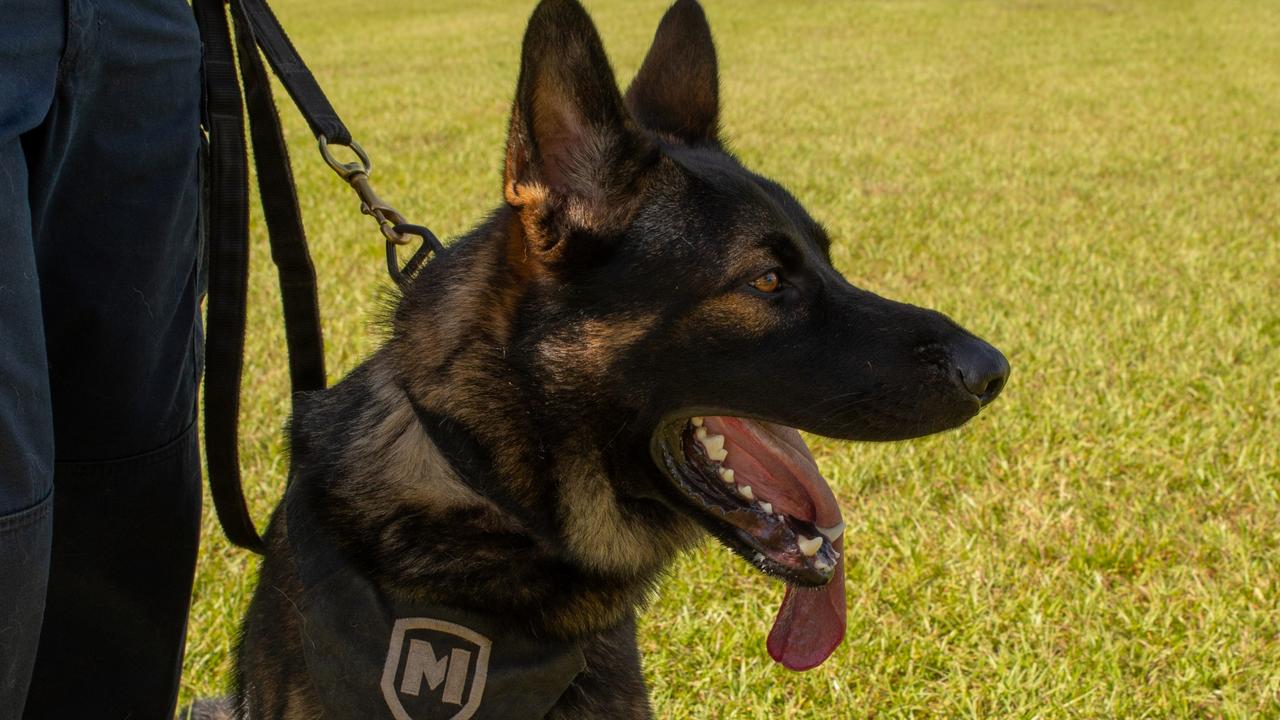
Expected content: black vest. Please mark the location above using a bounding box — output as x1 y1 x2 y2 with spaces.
285 485 585 720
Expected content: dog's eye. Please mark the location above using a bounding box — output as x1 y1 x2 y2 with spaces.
750 270 783 294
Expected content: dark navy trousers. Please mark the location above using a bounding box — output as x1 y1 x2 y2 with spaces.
0 0 204 717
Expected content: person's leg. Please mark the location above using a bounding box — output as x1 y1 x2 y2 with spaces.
0 2 63 716
20 0 205 716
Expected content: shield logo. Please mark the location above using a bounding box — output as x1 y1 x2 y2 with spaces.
381 617 492 720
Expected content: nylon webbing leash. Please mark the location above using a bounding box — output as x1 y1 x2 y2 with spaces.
194 0 438 552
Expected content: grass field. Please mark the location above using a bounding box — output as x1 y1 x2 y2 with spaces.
179 0 1280 716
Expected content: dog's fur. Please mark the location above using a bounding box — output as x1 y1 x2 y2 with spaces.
217 1 1008 718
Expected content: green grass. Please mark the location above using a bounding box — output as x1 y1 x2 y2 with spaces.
180 0 1280 716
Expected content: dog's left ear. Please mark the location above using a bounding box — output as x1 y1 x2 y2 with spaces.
624 0 720 144
504 0 656 267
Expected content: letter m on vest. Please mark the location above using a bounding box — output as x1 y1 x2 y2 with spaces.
382 618 492 720
402 640 471 704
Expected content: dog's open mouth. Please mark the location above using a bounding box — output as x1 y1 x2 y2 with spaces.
653 415 847 671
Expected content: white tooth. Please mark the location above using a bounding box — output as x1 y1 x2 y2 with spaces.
798 535 823 557
708 447 728 462
738 485 754 500
699 433 724 454
759 502 773 513
814 556 834 573
692 417 704 427
718 467 735 484
818 521 846 541
754 552 766 563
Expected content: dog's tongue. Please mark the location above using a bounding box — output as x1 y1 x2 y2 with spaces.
766 537 846 671
707 417 846 671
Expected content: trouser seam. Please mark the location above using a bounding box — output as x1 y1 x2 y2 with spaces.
54 417 198 476
0 487 54 533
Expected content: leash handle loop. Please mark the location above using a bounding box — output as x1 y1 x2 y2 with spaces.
198 0 449 553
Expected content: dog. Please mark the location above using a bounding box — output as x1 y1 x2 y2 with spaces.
210 1 1010 717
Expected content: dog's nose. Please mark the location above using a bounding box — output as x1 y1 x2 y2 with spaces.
952 336 1009 406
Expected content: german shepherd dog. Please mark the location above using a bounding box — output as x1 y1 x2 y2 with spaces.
218 0 1010 717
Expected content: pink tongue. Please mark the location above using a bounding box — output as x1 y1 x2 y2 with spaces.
704 417 846 671
767 537 846 671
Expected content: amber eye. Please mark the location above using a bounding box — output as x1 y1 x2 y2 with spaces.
750 270 782 293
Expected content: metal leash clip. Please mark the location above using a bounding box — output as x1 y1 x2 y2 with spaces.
318 135 410 246
387 223 444 288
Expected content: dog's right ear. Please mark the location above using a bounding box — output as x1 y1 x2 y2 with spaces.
504 0 655 268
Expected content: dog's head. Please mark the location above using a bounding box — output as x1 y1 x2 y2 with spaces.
403 0 1008 669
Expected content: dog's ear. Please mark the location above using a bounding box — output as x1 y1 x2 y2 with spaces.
504 0 655 266
624 0 720 145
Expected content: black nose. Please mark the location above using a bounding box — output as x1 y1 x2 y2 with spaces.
952 336 1009 406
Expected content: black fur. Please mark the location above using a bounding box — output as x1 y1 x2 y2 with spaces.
229 1 1008 717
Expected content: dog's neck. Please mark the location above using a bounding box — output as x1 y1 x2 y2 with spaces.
322 213 700 637
377 211 572 538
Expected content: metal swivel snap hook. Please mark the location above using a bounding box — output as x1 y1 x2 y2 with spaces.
318 135 410 245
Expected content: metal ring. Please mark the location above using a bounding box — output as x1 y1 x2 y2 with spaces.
392 223 445 254
390 223 444 285
317 135 372 180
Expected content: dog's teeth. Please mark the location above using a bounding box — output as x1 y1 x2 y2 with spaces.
691 417 704 427
708 447 728 462
797 535 823 557
754 552 766 563
814 556 834 573
818 521 846 541
758 501 772 513
699 433 724 454
738 485 754 500
695 427 708 441
718 467 735 484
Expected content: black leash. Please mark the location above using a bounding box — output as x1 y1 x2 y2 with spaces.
194 0 436 552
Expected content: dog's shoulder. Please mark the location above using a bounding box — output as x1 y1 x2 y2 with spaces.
287 361 374 463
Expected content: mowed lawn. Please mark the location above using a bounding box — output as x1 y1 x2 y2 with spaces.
180 0 1280 716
